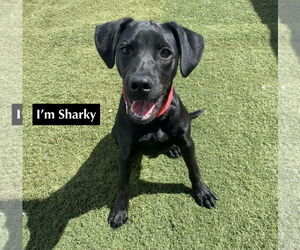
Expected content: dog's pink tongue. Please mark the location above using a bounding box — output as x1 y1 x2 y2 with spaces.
131 100 155 117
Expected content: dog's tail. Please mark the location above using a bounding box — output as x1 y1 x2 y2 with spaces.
189 108 205 120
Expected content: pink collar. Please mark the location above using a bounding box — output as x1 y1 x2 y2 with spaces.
122 86 174 118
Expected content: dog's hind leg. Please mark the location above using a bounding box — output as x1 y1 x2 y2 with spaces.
164 145 181 158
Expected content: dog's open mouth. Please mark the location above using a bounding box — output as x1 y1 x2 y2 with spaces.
130 99 157 120
128 97 162 121
123 87 173 123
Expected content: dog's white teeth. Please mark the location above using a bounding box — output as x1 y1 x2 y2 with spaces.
132 112 151 120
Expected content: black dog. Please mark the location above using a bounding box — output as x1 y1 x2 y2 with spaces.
95 18 217 228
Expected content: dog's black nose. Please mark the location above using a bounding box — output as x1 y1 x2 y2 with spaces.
129 76 152 93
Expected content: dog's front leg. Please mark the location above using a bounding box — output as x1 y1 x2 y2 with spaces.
108 147 132 228
179 135 217 209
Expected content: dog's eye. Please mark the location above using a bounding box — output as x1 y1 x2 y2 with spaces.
120 46 131 55
160 48 172 58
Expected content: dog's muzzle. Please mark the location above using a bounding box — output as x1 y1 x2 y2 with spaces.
122 86 174 120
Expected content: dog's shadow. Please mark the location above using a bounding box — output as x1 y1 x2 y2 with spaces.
23 133 191 250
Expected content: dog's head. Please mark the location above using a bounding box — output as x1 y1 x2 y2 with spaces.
95 18 204 124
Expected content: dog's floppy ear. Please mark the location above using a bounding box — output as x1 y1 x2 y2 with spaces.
95 17 133 68
164 22 204 77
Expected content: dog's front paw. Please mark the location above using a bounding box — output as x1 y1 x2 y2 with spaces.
193 185 218 209
108 209 128 229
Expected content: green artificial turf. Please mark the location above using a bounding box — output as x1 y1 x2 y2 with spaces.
23 0 278 249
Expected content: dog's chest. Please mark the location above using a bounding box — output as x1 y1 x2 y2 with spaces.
136 128 173 157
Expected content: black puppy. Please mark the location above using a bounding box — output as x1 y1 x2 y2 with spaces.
95 18 217 229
